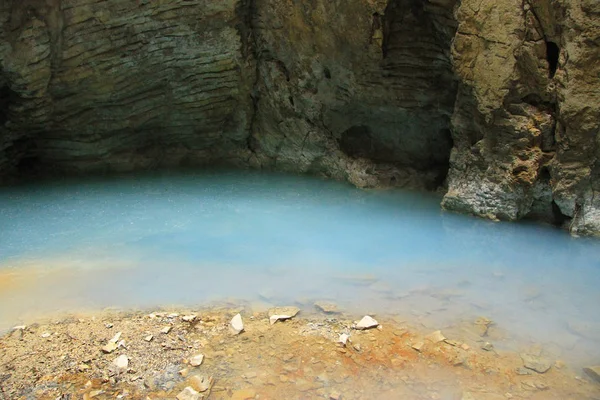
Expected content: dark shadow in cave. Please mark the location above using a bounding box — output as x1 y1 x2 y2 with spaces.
546 41 559 78
0 84 12 125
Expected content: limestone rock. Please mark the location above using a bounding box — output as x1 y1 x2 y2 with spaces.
521 353 552 373
425 330 446 343
101 332 122 353
188 375 212 392
354 316 378 330
176 387 203 400
268 307 300 325
230 314 244 335
189 354 204 367
112 355 128 372
182 315 197 322
161 326 172 334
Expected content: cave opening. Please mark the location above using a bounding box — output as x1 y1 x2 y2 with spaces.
545 41 559 78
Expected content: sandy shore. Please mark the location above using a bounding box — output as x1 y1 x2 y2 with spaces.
1 305 599 400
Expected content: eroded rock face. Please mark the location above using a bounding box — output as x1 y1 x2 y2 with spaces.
441 0 600 235
0 0 599 235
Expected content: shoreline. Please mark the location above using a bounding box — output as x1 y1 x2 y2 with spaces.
1 306 599 400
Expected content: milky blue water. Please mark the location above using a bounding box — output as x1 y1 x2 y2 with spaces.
1 170 599 366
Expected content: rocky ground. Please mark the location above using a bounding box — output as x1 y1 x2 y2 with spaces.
1 305 599 400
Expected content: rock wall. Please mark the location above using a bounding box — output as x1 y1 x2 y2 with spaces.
441 0 600 235
0 0 599 235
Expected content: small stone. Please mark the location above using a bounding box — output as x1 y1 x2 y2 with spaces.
144 335 153 342
425 330 446 343
78 363 91 371
230 313 244 334
189 375 212 392
412 341 424 352
189 354 204 367
102 342 118 354
353 343 361 352
176 386 202 400
314 301 339 314
231 388 256 400
330 391 342 400
41 332 51 338
583 366 600 383
168 313 179 318
161 326 172 334
521 353 552 373
268 307 300 324
113 355 128 372
105 323 113 328
182 314 197 322
338 333 350 346
516 367 532 375
461 343 470 351
481 342 494 351
444 339 461 347
179 368 189 377
88 390 103 398
355 316 378 330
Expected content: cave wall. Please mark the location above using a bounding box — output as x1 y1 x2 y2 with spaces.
0 0 599 235
441 0 600 235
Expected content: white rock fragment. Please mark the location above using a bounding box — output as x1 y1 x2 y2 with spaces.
189 354 204 367
168 313 179 318
176 386 202 400
144 335 153 342
425 330 446 343
355 316 378 330
268 307 300 325
314 301 339 314
230 313 244 334
338 333 350 346
182 314 197 322
412 341 424 352
41 332 51 338
113 355 129 372
189 375 213 392
102 332 123 353
161 326 172 334
12 325 26 331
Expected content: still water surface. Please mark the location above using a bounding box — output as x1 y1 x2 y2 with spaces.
1 170 599 366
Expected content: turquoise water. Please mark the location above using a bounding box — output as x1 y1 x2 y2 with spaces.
1 170 599 366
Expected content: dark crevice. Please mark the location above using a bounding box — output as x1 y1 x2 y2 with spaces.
551 200 569 226
323 67 331 80
545 41 559 78
0 84 12 126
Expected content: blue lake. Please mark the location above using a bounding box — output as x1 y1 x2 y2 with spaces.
1 170 599 367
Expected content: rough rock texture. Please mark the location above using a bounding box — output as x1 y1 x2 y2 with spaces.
441 0 600 235
0 0 599 234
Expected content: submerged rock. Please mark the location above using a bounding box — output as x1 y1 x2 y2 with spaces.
314 301 339 314
113 355 129 372
583 366 600 383
425 330 445 343
188 375 212 392
101 332 122 353
230 314 244 334
521 353 552 373
354 316 378 330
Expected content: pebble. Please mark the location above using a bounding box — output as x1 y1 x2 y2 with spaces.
102 332 123 353
144 335 153 342
583 366 600 383
425 330 446 343
230 313 244 334
412 341 424 352
41 332 51 338
329 391 342 400
161 326 172 334
189 354 204 367
516 367 532 375
481 342 494 351
168 313 179 318
521 353 552 373
189 375 212 392
338 333 350 346
355 316 378 330
113 355 129 372
182 314 197 322
176 386 202 400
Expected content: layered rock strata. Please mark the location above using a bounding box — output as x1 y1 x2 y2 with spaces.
0 0 599 234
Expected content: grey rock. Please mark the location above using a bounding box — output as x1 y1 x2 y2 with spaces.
583 366 600 384
521 353 552 373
